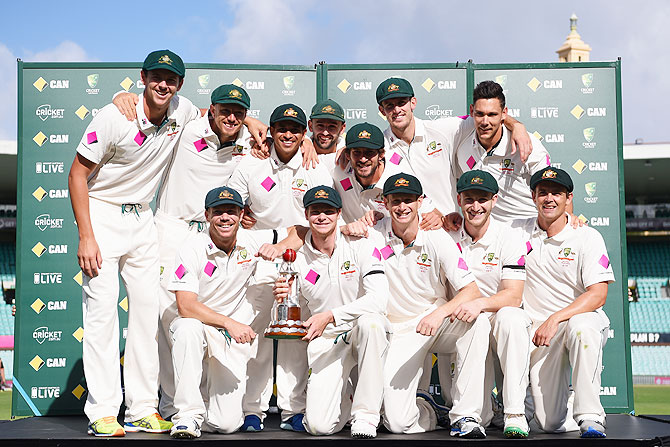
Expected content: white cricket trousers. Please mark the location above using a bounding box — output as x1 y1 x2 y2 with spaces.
383 312 490 433
529 311 609 432
154 209 204 418
82 198 160 423
170 318 251 432
303 314 392 435
243 260 309 421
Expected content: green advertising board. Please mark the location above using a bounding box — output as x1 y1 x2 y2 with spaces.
13 60 630 416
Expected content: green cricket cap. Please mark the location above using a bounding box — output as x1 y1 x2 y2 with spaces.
345 122 384 150
210 84 250 109
530 167 574 192
310 99 345 122
457 170 499 194
303 185 342 209
383 173 423 197
376 77 414 104
142 50 185 78
270 103 307 127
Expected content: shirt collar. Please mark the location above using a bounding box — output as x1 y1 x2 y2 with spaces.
136 93 178 131
204 233 223 256
475 127 508 157
270 143 302 170
532 213 572 242
304 227 341 258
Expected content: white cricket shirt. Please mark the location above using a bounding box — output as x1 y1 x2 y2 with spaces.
76 94 200 205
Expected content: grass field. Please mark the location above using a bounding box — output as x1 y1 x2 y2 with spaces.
0 386 669 421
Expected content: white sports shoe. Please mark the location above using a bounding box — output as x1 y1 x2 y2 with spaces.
170 418 201 439
450 416 486 438
350 420 377 438
503 413 529 438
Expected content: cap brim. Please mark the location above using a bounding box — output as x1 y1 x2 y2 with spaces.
143 63 184 77
271 116 306 127
206 199 244 209
309 113 345 122
347 141 384 150
377 91 413 104
212 98 250 109
304 199 341 209
383 188 422 197
530 178 573 192
457 185 498 194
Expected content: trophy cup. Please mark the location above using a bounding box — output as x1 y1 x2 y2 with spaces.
265 249 308 339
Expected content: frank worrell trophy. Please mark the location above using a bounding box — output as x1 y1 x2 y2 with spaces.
265 249 308 339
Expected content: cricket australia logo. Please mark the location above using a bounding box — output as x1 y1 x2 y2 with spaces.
557 247 575 266
340 260 356 279
427 140 442 156
416 253 432 272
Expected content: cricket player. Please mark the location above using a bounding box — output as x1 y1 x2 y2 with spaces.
440 170 532 438
451 80 551 222
333 122 433 224
227 104 333 431
68 50 199 436
154 84 256 418
376 77 533 228
273 186 391 438
512 167 614 438
352 173 490 438
167 186 296 438
308 99 347 175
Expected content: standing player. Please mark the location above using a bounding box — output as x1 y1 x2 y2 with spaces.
68 50 199 436
227 104 333 431
167 186 297 438
442 170 532 438
273 186 391 438
451 81 551 222
333 122 434 224
513 167 614 438
154 84 256 418
353 173 490 438
376 77 532 225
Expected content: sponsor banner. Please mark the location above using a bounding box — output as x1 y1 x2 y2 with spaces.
630 333 670 344
626 218 670 231
654 377 670 385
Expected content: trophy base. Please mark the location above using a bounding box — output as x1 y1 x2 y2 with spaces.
264 320 308 340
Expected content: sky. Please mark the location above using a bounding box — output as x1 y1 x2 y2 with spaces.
1 0 668 144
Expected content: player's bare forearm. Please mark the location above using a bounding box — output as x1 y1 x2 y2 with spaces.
69 154 102 276
546 282 608 326
443 281 482 320
480 279 524 312
244 116 269 148
176 291 255 343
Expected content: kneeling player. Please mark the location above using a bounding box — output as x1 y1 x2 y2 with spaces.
513 167 614 438
167 187 293 438
354 173 490 438
273 186 391 438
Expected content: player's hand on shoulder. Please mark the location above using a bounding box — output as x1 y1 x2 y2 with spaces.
78 236 103 278
250 140 271 160
226 320 256 344
420 208 444 231
510 122 532 162
341 220 369 238
336 145 348 170
569 213 588 229
300 138 319 169
241 206 257 229
245 116 270 150
532 316 559 347
416 308 446 336
442 212 463 231
273 276 291 302
360 210 383 227
112 92 139 121
302 311 334 341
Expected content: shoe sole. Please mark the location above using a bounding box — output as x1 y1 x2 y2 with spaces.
242 426 264 432
124 426 171 433
504 427 529 438
279 423 305 432
87 429 125 437
450 427 486 439
581 429 606 438
171 430 200 439
352 432 376 439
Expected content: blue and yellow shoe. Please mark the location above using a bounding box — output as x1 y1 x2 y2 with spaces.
87 416 125 437
124 412 173 433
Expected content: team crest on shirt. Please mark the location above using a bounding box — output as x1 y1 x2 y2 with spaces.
416 253 432 272
482 252 499 272
237 247 252 266
501 158 515 173
232 144 245 156
292 178 308 197
557 247 575 266
340 260 357 280
167 122 181 140
373 192 385 210
426 140 442 156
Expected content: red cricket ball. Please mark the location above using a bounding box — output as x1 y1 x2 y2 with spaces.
283 249 297 262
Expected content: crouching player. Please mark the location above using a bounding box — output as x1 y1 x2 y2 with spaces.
273 186 391 438
513 167 614 438
166 187 296 438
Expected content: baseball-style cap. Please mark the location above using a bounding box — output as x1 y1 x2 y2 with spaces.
383 173 423 197
310 99 345 122
376 77 414 104
345 122 384 150
270 103 307 127
457 170 499 194
530 167 574 192
205 186 244 209
303 185 342 209
211 84 250 109
142 50 185 78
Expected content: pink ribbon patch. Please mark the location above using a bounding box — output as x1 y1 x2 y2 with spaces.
305 269 320 285
372 248 381 260
134 131 147 146
175 264 186 279
598 255 610 269
86 131 98 144
261 176 276 192
340 178 353 191
458 115 468 120
526 241 533 254
389 152 402 165
466 156 476 169
204 261 216 277
194 138 207 152
380 245 394 260
517 256 526 266
456 242 462 253
457 257 469 270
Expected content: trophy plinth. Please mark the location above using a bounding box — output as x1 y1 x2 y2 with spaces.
265 249 308 340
